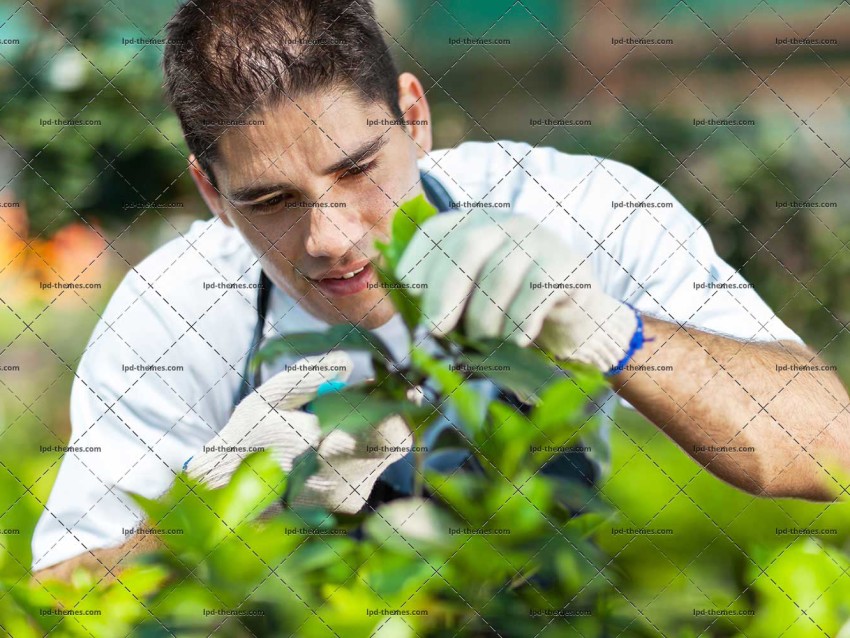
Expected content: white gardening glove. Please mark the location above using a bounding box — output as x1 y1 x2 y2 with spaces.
185 351 412 514
296 408 413 513
396 209 639 372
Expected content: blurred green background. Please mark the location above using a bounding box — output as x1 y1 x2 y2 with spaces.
1 0 849 635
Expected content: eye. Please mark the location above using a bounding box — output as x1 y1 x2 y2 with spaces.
342 159 378 179
252 193 290 211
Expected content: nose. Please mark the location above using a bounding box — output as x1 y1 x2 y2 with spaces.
303 207 358 260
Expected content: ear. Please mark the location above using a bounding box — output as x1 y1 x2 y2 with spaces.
189 154 232 226
397 72 432 158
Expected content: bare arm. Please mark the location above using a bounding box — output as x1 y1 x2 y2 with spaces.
31 503 286 583
610 315 850 500
31 533 161 584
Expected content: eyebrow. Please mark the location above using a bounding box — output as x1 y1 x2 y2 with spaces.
228 134 388 204
322 134 388 175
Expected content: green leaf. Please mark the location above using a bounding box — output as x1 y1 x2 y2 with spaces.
310 386 429 437
284 448 320 506
459 339 568 402
375 194 439 271
129 476 216 556
548 476 608 517
410 347 485 432
216 450 287 527
563 512 613 539
531 377 600 432
375 266 421 332
526 375 605 466
363 554 435 600
374 195 437 332
288 538 358 575
481 401 534 478
746 539 850 637
393 195 438 253
366 497 455 550
252 324 392 371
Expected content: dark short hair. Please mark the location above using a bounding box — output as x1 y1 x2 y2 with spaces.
163 0 402 183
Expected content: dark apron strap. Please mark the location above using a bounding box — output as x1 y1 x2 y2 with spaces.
233 270 273 405
420 171 454 213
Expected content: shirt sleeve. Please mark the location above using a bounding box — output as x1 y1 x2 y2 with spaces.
31 270 229 571
592 158 803 346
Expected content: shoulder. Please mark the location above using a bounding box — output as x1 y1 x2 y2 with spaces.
422 143 800 343
422 141 698 253
422 140 683 218
122 218 257 308
424 139 639 182
98 218 261 340
83 217 261 393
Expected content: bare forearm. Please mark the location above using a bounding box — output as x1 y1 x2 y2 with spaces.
610 316 850 499
32 533 161 583
31 504 284 583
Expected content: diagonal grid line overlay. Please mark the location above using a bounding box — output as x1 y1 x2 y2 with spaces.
3 27 820 638
154 7 724 632
380 0 848 588
11 0 604 596
3 0 460 632
8 0 568 636
1 0 840 636
260 2 848 636
0 5 528 638
495 1 850 633
13 23 832 638
209 5 848 636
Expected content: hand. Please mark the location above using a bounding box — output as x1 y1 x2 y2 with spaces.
185 351 412 513
397 210 638 371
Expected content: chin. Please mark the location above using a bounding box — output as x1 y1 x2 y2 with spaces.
355 302 396 329
344 295 397 329
310 292 397 330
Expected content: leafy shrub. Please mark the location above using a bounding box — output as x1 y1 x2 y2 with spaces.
10 197 849 638
6 197 655 638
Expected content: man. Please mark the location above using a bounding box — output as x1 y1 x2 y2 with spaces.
32 0 850 581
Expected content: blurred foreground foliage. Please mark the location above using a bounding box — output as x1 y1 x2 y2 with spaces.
2 199 849 638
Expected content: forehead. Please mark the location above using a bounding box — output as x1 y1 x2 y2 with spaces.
215 87 386 189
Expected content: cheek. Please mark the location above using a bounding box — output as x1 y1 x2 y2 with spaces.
364 206 391 238
234 216 302 269
360 188 397 237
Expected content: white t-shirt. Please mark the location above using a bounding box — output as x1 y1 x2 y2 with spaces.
31 140 803 570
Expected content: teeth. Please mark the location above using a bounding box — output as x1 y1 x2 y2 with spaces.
340 266 365 280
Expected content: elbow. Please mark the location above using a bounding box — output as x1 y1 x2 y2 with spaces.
31 558 81 584
746 449 845 501
746 476 834 501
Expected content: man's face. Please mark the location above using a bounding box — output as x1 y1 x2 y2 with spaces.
208 82 428 329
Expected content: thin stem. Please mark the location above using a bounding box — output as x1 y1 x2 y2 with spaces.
413 442 425 499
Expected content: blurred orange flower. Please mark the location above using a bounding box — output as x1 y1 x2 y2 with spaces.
0 197 110 304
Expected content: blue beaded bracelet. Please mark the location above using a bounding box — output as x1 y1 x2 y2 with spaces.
605 304 650 377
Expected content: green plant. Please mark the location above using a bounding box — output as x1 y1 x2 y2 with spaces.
5 198 653 637
9 196 850 637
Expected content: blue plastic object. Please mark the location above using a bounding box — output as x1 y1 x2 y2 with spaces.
316 380 347 396
304 379 347 413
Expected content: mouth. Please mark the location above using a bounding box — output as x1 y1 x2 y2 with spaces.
311 262 374 297
336 265 367 280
